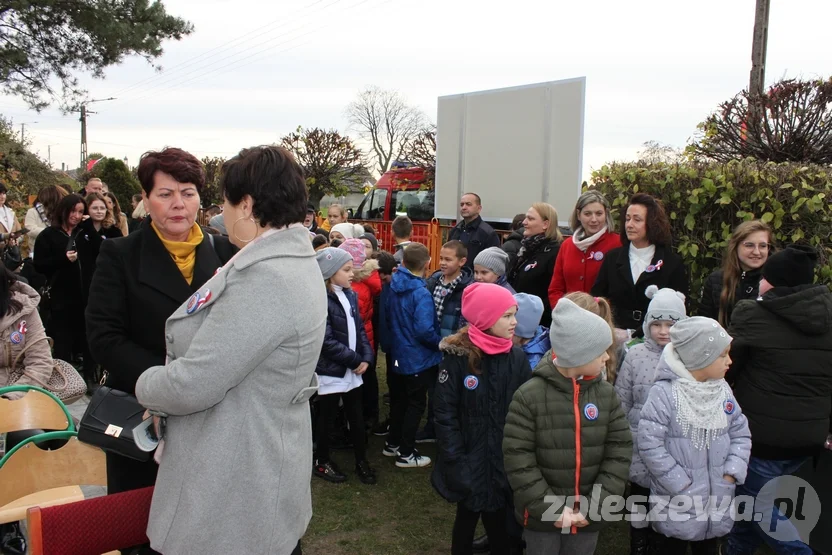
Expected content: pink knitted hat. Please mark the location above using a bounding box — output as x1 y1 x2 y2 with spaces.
339 238 366 268
461 282 517 331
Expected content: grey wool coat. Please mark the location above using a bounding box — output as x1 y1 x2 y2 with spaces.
638 345 752 541
614 338 663 489
136 226 327 555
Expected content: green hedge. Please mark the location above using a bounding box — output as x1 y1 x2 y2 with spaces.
589 159 832 313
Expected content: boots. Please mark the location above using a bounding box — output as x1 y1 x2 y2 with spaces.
630 524 651 555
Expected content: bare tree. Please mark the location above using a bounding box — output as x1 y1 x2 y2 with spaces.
281 126 365 209
345 87 426 175
638 140 683 164
402 125 437 185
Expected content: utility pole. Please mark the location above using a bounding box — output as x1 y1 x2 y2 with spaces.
75 97 116 169
748 0 771 123
20 121 37 144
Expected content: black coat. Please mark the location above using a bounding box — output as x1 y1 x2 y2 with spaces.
448 216 501 269
698 267 762 325
507 237 561 328
728 284 832 461
432 340 531 512
591 244 689 334
33 225 83 311
316 288 373 379
84 219 236 495
75 219 123 300
501 230 524 269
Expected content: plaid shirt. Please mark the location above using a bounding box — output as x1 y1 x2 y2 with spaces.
432 273 464 322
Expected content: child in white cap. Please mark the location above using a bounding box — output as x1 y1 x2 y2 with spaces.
638 317 751 554
503 298 632 555
614 285 687 553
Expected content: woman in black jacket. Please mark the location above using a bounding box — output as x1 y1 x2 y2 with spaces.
77 193 123 297
85 148 236 522
591 193 688 336
33 194 87 369
507 202 562 328
501 213 525 268
698 220 773 326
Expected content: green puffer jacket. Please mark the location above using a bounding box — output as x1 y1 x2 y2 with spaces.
502 350 632 533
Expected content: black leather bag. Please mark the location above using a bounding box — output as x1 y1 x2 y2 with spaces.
77 385 151 462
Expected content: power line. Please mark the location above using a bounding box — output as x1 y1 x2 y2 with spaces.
121 0 387 106
108 0 345 104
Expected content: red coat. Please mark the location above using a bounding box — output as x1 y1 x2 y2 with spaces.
548 231 621 308
351 259 382 350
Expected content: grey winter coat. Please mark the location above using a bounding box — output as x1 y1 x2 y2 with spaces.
135 227 327 555
638 345 751 541
614 338 663 489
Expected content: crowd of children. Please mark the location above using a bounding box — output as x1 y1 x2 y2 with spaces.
305 220 790 555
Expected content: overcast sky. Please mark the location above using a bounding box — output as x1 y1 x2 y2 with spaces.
2 0 830 183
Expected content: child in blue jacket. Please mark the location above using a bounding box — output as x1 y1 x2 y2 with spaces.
383 243 441 469
512 293 550 370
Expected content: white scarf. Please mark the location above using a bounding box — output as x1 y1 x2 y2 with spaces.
629 243 655 283
0 206 14 233
572 226 607 252
663 344 732 450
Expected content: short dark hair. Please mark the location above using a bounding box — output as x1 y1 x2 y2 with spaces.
462 192 482 205
0 183 7 195
375 251 396 275
403 243 430 273
36 185 66 216
52 194 86 228
312 234 328 250
137 147 205 195
392 215 413 239
221 145 307 229
510 213 525 231
620 193 673 247
362 224 376 235
441 240 467 260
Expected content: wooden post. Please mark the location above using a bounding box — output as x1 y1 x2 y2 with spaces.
748 0 771 126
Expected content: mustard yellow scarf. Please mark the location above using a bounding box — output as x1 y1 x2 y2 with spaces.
151 221 203 285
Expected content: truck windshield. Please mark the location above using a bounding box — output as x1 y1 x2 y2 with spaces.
393 189 434 222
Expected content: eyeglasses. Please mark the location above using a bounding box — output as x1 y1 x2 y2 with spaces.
741 242 770 251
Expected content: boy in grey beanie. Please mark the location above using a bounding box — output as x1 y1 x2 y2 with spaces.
316 247 353 280
549 297 613 371
473 247 516 293
637 316 749 550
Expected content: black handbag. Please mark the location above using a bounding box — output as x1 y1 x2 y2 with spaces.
77 385 152 462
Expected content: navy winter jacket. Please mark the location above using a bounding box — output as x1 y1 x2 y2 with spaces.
425 267 474 338
316 288 373 378
384 267 442 375
432 338 532 511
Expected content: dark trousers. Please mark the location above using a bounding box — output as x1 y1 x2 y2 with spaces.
420 365 439 435
362 350 379 424
649 534 719 555
315 387 366 465
387 367 432 458
49 306 94 381
451 504 509 555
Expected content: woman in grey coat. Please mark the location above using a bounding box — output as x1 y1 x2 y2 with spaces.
136 146 327 555
638 317 751 555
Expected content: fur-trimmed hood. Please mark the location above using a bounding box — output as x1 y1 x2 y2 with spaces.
439 335 472 356
353 258 379 282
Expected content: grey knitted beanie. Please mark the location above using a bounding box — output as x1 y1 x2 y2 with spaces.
670 316 732 371
474 247 510 277
316 247 353 280
549 298 613 369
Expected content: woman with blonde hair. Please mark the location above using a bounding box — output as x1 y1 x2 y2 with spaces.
549 191 621 308
699 220 774 327
104 192 130 237
564 291 619 382
507 202 562 327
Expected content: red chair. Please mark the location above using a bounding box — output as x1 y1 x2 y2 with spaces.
27 487 154 555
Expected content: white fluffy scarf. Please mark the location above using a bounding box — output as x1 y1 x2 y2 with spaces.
572 226 607 252
662 344 732 450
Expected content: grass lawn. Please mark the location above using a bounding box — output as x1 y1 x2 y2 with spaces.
303 357 772 555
